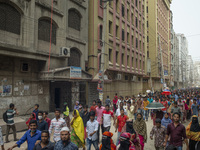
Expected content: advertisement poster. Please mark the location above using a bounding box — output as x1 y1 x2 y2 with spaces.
0 85 12 96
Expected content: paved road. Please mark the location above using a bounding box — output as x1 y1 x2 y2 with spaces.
2 118 189 150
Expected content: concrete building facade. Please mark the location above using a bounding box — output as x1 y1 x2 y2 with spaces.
147 0 172 91
0 0 91 117
177 34 188 88
88 0 147 101
187 55 194 87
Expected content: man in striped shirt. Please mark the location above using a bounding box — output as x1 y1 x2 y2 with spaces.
5 103 19 143
49 108 67 142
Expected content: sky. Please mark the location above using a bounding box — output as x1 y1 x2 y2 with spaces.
171 0 200 61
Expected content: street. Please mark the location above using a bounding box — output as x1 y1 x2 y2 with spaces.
2 118 188 150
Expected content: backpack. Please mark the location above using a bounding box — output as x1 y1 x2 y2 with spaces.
3 110 8 123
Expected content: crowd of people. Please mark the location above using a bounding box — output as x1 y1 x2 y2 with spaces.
0 88 200 150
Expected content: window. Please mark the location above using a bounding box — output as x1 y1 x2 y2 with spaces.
68 48 81 67
98 54 101 70
122 4 125 17
146 6 148 13
147 21 149 28
116 25 119 37
68 9 81 31
147 36 149 43
127 55 129 66
132 35 134 45
38 19 57 44
0 3 21 34
136 58 138 68
127 9 129 21
122 53 124 65
127 32 129 43
109 49 112 62
116 51 119 63
100 0 103 7
125 75 129 80
136 38 138 48
109 21 112 34
21 63 29 72
147 51 149 58
122 29 125 41
100 25 103 40
116 0 119 13
135 0 138 7
132 57 134 67
135 17 138 28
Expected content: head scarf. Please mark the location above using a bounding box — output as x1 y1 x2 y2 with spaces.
100 132 116 150
133 113 147 142
190 115 200 132
186 115 200 141
71 110 85 143
126 120 136 134
119 133 131 150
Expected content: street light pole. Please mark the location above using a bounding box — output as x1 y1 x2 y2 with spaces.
99 0 112 102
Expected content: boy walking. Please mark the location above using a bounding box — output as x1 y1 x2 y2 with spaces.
86 111 99 150
5 103 19 143
150 119 167 150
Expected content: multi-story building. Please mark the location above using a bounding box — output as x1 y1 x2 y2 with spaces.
194 61 200 87
187 55 194 87
88 0 147 102
147 0 172 90
177 34 188 88
0 0 90 117
173 33 179 88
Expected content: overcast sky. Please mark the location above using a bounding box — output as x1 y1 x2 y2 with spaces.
171 0 200 61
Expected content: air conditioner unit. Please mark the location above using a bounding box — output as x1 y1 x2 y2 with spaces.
60 47 70 57
131 76 137 82
115 74 122 80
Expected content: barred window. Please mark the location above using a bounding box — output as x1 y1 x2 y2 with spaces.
68 9 81 31
38 19 57 44
68 48 81 67
0 3 21 34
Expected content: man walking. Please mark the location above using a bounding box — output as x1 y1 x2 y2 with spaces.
37 111 48 131
143 97 149 121
54 127 78 150
0 126 4 150
86 111 99 150
150 118 167 150
96 100 105 142
49 108 67 142
102 105 114 132
191 99 199 116
164 113 189 150
5 103 19 143
8 120 41 150
33 130 54 150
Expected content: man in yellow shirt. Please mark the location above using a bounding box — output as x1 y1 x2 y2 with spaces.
143 97 149 121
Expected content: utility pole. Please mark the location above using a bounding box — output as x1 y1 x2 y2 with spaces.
158 36 165 89
99 0 112 102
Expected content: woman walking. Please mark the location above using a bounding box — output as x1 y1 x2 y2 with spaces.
71 109 85 149
186 115 200 150
133 113 147 150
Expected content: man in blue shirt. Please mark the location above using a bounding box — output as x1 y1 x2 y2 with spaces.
191 99 199 116
8 120 41 150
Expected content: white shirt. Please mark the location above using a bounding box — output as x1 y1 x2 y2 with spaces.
102 110 114 127
86 120 99 141
117 99 122 107
115 108 127 117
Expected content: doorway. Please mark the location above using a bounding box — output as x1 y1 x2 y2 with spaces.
55 88 60 108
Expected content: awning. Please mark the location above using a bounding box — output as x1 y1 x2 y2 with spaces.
39 67 92 81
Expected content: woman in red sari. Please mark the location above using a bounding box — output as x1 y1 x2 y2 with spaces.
26 113 36 128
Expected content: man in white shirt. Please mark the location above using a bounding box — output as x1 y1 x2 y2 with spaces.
117 96 123 108
86 111 99 150
102 105 114 132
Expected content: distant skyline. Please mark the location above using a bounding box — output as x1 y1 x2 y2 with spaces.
171 0 200 61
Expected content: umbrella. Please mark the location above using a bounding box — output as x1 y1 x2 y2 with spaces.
145 102 165 109
161 91 171 95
